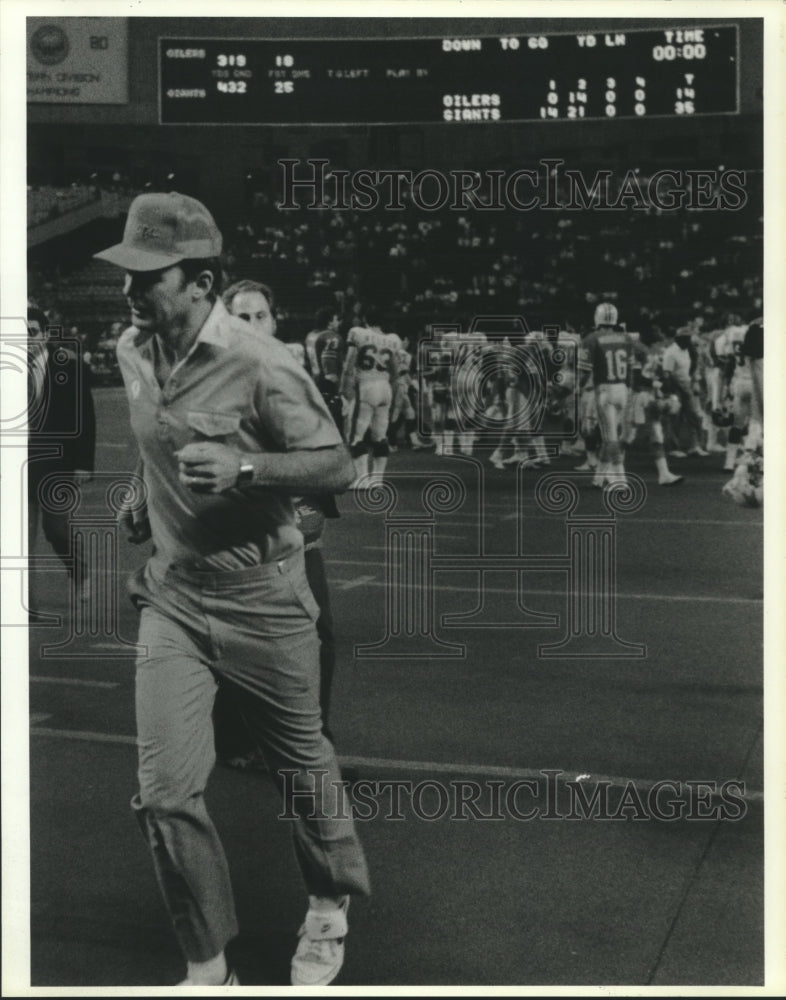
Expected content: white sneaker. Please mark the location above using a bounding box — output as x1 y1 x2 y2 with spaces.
688 447 710 457
668 450 687 458
291 897 349 986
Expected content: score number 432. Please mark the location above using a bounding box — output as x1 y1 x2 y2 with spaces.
216 53 249 94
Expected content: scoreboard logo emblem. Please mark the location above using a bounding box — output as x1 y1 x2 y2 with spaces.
30 24 70 66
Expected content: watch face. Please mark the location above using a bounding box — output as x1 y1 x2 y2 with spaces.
237 463 254 485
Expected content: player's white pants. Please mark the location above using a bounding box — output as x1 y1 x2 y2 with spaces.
731 377 752 429
579 387 598 435
706 366 724 412
390 377 415 423
749 359 763 424
350 378 393 443
595 383 628 465
595 384 628 442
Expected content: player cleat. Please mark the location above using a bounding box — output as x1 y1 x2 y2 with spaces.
658 473 684 486
688 446 710 457
668 450 687 458
291 897 349 986
574 460 596 471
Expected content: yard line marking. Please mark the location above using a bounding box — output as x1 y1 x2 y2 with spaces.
327 570 762 605
28 728 763 804
32 727 134 746
89 641 139 650
497 513 761 527
334 574 377 591
30 676 118 689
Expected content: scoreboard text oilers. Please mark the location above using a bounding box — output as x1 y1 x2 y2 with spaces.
159 25 738 125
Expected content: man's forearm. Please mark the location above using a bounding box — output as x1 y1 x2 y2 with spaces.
245 445 354 494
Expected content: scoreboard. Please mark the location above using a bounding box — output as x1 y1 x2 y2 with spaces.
159 25 739 125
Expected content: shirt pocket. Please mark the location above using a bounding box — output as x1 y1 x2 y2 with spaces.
186 410 241 442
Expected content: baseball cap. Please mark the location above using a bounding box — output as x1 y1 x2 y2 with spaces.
94 191 222 271
594 302 619 327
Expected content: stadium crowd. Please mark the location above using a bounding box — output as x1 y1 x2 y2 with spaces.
27 165 763 504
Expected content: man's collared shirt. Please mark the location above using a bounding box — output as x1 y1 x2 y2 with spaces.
117 298 342 571
661 342 692 386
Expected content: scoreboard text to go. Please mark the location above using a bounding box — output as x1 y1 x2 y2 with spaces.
159 25 738 125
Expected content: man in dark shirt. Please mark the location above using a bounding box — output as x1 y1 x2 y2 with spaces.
27 307 96 604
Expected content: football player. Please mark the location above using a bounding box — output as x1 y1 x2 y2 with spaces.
305 307 345 432
388 333 431 450
499 330 551 468
660 325 710 458
626 340 684 486
340 308 400 486
580 302 634 486
575 329 600 472
712 315 754 471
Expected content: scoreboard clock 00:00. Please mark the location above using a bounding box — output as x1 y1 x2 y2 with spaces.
159 25 738 125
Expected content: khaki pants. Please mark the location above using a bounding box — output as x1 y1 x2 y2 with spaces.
128 551 369 961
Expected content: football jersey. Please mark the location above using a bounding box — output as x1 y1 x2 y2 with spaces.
305 328 344 385
450 331 488 403
396 345 413 380
384 332 403 376
629 340 650 391
582 329 634 386
725 324 753 383
553 330 581 393
347 325 397 382
660 341 692 385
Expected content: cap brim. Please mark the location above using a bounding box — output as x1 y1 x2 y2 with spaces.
93 243 185 272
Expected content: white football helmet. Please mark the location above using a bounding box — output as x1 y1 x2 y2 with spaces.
594 302 619 327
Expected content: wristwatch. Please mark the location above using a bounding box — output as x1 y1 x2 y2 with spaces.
236 460 255 487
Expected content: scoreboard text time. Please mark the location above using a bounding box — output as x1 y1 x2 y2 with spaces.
159 26 738 125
